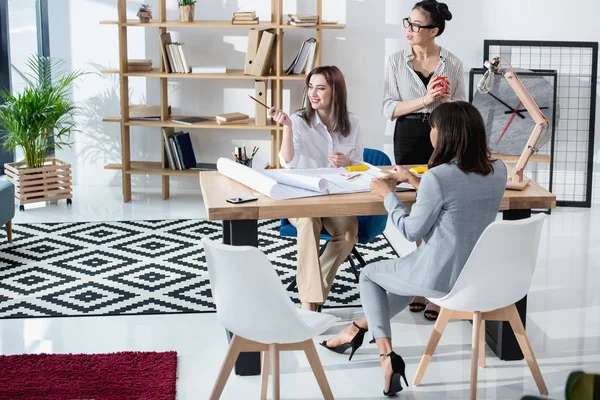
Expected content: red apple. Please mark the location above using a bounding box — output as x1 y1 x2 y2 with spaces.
433 76 450 98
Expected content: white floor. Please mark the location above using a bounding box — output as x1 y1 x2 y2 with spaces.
1 185 600 400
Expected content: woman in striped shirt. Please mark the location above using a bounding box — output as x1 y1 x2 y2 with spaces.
382 0 465 321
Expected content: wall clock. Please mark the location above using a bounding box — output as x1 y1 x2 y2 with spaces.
472 69 559 155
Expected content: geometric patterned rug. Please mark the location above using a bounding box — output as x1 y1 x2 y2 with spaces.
0 219 398 319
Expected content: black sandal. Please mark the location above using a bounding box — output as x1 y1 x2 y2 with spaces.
424 309 439 321
409 299 427 313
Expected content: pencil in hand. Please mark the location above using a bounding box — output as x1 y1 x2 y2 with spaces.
248 95 269 109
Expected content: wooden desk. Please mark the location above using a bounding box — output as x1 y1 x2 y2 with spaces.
200 171 556 376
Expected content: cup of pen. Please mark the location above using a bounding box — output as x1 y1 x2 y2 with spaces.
233 145 259 168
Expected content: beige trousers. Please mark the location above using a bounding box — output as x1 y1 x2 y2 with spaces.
289 216 358 304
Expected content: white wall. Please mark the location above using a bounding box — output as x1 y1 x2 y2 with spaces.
47 0 600 195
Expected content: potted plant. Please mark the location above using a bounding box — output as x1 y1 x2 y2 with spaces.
137 4 153 23
178 0 196 22
0 56 86 210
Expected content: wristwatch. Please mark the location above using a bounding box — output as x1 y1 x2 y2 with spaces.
472 70 558 155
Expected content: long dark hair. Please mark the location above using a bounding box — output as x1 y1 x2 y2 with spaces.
300 66 351 137
413 0 452 36
428 101 494 175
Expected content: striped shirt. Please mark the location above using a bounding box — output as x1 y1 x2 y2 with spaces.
382 47 466 120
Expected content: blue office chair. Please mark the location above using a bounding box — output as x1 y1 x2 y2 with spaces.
280 148 392 291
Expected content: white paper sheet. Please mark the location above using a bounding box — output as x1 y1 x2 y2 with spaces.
216 158 415 200
216 158 324 200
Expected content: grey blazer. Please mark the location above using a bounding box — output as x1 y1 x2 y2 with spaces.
383 160 507 294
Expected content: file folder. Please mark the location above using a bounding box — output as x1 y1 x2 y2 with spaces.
244 29 262 75
254 80 267 126
250 29 276 77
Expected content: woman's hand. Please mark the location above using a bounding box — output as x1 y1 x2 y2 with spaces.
390 165 415 183
328 152 350 168
423 76 445 106
370 178 395 198
438 87 453 103
269 107 292 127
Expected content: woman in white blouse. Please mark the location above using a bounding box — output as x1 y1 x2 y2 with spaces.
269 65 363 312
382 0 465 321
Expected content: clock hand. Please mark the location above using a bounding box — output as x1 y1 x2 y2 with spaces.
503 106 549 115
488 92 526 119
496 101 522 145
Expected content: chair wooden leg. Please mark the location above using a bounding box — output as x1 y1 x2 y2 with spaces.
412 307 451 386
470 312 482 400
269 344 280 400
479 319 486 368
6 219 12 243
302 340 334 400
506 305 549 395
260 350 270 400
208 334 244 400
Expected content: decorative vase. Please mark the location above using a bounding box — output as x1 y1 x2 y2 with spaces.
137 11 152 23
179 5 195 22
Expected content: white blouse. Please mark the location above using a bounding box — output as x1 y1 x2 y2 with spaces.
279 112 364 169
382 46 466 120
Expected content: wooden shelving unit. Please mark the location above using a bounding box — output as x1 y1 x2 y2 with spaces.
103 0 343 202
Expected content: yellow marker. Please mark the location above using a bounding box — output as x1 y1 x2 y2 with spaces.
346 164 369 172
409 166 428 174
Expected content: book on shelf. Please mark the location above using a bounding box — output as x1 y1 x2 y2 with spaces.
189 162 216 171
162 127 178 170
234 11 256 19
232 10 258 24
162 128 197 170
190 66 227 74
128 59 152 66
173 132 197 170
285 38 317 75
159 32 173 73
216 112 249 122
130 104 171 120
216 119 249 125
287 14 319 26
232 17 259 25
172 116 211 125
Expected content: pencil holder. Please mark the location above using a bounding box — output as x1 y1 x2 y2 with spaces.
235 158 252 168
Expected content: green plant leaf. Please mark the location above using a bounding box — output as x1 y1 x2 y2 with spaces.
0 55 87 168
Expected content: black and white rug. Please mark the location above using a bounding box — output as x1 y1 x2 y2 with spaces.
0 219 397 319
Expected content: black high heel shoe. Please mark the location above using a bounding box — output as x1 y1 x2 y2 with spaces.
319 322 367 361
381 351 409 397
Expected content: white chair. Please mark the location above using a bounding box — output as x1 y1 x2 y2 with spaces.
412 214 549 400
202 238 338 400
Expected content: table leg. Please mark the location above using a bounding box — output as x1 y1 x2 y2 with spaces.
484 209 531 361
222 220 261 376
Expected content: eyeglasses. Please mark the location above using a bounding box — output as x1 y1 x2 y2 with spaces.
403 18 436 33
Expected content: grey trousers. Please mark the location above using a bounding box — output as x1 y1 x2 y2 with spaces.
359 258 447 339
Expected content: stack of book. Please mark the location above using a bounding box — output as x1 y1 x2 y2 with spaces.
159 32 191 73
285 38 317 75
162 127 197 170
127 59 152 71
216 112 249 125
232 11 258 25
287 14 319 26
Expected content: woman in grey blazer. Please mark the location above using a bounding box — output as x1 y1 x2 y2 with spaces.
321 101 507 396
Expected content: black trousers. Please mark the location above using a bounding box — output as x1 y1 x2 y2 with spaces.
393 117 434 165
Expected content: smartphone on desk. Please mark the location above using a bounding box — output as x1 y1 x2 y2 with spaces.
226 196 258 204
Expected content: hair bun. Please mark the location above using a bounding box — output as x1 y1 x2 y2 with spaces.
436 2 452 21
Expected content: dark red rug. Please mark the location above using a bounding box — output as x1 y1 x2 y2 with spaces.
0 351 177 400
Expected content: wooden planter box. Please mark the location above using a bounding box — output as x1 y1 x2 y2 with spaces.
179 5 195 22
4 158 72 210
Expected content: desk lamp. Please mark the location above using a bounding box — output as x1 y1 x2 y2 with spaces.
477 57 550 190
